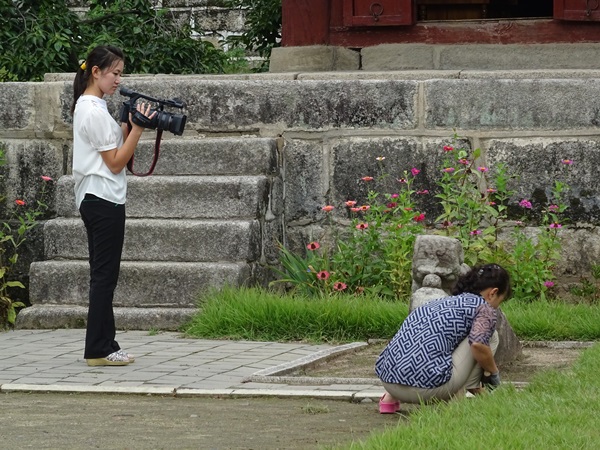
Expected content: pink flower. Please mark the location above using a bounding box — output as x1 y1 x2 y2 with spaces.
360 205 370 211
443 145 454 152
544 281 555 288
333 282 347 291
350 207 361 213
322 205 335 212
515 220 525 227
317 271 330 280
416 190 429 195
391 193 399 199
487 188 497 193
386 202 398 208
306 242 320 251
361 176 374 182
519 199 532 209
443 167 455 173
411 168 420 176
345 200 357 207
470 229 482 236
40 175 53 182
442 220 453 228
397 178 407 184
356 223 369 230
488 201 496 206
15 199 26 206
458 159 469 165
548 204 559 212
478 166 489 173
549 222 562 229
413 213 425 222
561 159 574 165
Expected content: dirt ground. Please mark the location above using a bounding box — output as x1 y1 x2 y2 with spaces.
0 345 586 450
0 393 400 450
296 342 586 383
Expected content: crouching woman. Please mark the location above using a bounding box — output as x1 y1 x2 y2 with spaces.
375 263 511 413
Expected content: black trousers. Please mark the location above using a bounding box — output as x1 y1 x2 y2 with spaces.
79 193 125 359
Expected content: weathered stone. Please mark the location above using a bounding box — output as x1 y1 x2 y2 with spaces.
487 138 600 224
425 78 600 130
361 44 436 71
270 46 360 72
410 235 469 295
283 139 328 222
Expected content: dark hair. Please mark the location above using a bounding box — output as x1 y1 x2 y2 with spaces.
452 263 511 299
71 45 124 114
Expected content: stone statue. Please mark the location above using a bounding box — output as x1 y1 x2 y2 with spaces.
409 235 470 311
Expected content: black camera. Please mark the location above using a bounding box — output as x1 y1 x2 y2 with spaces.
119 87 187 136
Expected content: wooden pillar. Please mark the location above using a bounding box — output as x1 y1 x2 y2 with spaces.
281 0 331 47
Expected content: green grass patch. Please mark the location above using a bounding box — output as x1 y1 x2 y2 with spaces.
502 300 600 340
343 343 600 449
182 286 408 343
183 287 600 343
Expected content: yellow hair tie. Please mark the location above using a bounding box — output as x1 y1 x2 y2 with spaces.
80 61 87 71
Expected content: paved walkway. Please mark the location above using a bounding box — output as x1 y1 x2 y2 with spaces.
0 330 383 401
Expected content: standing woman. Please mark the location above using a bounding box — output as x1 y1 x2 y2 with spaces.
71 45 154 366
375 263 511 412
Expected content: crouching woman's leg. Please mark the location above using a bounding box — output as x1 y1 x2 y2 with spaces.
381 331 499 406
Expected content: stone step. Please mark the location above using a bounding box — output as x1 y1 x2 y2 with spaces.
55 174 269 219
126 137 278 176
16 305 196 331
29 260 251 308
43 218 260 262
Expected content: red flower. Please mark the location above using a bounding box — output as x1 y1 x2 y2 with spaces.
317 270 330 280
443 145 454 152
333 282 347 291
413 213 425 222
306 242 320 251
361 176 374 182
322 205 335 212
15 199 26 206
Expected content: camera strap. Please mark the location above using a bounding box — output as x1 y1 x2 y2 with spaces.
126 125 163 177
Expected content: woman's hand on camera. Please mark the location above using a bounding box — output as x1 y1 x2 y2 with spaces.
129 102 157 132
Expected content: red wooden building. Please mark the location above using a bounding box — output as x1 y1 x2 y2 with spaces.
282 0 600 47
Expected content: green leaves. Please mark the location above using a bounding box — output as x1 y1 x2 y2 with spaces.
1 0 229 82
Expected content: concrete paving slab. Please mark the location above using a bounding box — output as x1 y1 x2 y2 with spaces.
0 330 383 400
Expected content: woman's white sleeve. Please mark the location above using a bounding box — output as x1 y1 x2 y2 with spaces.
84 109 119 152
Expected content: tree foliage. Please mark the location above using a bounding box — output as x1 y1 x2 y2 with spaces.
0 0 227 81
225 0 281 71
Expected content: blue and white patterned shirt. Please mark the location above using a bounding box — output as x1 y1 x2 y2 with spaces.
375 293 497 388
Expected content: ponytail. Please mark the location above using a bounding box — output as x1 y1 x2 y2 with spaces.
71 45 125 115
452 263 511 299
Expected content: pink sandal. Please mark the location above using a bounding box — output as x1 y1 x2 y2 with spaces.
379 395 400 414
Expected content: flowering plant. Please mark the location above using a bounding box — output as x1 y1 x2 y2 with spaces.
273 136 571 302
0 148 51 329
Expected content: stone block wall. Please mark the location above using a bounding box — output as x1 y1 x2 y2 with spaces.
3 71 600 300
65 0 246 41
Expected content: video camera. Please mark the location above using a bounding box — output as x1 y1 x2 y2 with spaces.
119 87 187 136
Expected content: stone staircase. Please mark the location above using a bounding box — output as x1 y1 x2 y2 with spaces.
16 136 282 330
